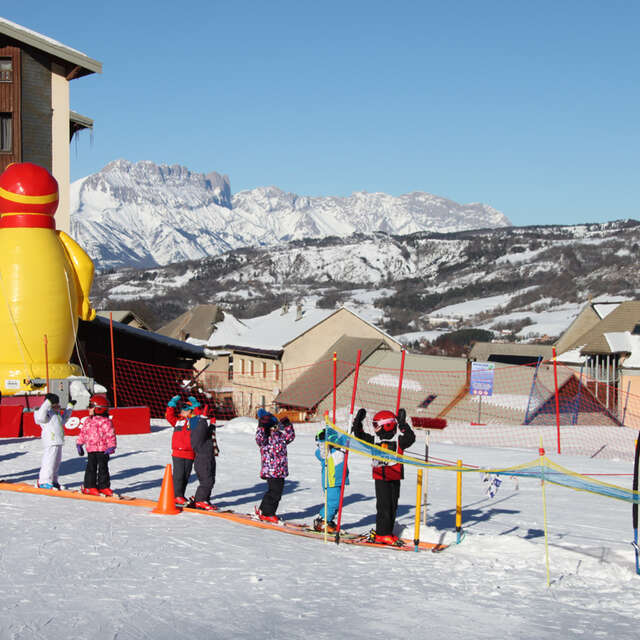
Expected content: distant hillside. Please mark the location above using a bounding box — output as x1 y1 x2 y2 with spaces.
90 219 640 340
71 159 511 271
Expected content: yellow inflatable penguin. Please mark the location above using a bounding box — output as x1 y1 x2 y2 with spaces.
0 162 96 394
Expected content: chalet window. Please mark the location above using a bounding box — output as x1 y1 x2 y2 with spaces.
0 114 11 152
0 58 11 82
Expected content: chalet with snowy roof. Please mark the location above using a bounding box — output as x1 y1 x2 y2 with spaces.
0 17 101 233
204 303 401 417
556 300 640 423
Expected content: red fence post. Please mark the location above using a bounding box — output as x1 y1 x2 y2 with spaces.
395 349 406 414
43 334 49 394
110 313 118 408
552 347 561 454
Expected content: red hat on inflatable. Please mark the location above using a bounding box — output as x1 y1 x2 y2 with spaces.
0 162 59 216
89 394 109 415
372 410 397 432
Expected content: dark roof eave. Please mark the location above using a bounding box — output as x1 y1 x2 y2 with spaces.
86 315 206 358
215 345 283 359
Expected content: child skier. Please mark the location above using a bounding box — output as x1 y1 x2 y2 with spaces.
166 395 219 508
166 395 196 505
314 426 349 533
34 392 74 490
188 399 218 510
76 395 117 496
255 409 295 523
352 407 415 545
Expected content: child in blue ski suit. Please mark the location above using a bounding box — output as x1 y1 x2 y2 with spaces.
314 426 349 533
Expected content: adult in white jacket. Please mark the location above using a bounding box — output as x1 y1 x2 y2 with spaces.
34 393 73 489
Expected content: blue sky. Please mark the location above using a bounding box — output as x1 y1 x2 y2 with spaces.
5 1 639 226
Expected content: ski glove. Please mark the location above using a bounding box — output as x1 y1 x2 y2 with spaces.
280 416 291 428
45 392 60 405
396 408 408 432
168 395 181 408
76 445 85 456
105 447 116 456
352 408 366 431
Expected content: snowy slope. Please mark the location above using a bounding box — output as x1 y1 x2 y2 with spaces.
1 420 640 639
70 160 511 270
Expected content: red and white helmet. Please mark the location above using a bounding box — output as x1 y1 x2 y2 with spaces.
372 410 397 432
89 394 109 415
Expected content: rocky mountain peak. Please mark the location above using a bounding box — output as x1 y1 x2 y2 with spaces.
71 159 511 271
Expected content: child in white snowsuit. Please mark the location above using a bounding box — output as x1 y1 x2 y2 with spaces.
34 393 74 489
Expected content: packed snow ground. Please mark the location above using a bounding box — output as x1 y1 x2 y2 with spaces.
1 418 640 639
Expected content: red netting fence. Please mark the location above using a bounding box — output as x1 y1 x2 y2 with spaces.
91 350 640 460
87 352 236 421
277 356 640 461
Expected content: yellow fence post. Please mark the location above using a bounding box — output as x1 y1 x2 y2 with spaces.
414 469 423 551
456 459 463 544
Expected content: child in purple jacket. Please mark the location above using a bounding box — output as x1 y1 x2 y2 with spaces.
254 409 295 523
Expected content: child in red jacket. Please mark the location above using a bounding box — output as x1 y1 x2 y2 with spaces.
352 407 415 545
76 395 117 496
166 395 196 506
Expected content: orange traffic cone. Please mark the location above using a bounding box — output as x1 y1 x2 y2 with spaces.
152 464 181 515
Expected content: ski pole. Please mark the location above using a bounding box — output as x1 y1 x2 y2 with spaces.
335 349 361 544
632 432 640 575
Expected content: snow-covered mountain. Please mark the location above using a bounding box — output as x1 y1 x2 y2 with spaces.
70 159 511 270
90 219 640 340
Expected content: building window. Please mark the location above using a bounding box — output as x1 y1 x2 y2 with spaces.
240 358 245 375
262 362 267 378
0 114 11 152
274 363 279 380
0 58 12 83
250 360 254 376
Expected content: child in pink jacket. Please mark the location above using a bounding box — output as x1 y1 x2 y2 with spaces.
76 395 117 496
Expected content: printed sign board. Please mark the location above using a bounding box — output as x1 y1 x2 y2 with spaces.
470 362 495 397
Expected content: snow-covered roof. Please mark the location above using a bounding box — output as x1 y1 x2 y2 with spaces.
207 305 335 351
0 17 102 77
556 346 587 364
206 304 398 353
603 332 640 369
622 335 640 369
593 302 623 319
202 313 249 348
